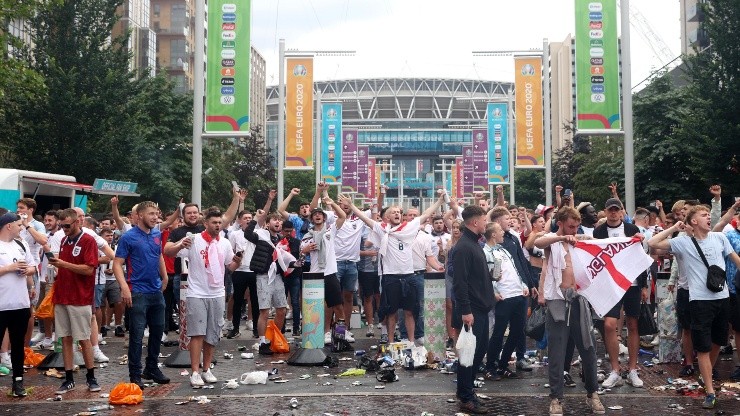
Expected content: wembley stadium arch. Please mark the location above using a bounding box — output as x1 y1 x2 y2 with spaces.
265 78 513 203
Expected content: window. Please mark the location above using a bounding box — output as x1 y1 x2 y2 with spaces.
153 4 160 16
171 4 186 32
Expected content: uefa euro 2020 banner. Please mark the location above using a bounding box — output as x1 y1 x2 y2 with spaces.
575 0 621 132
205 1 250 133
514 56 544 167
486 103 509 184
286 57 314 169
321 103 342 185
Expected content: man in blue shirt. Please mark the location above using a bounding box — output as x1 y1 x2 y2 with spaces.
113 201 170 389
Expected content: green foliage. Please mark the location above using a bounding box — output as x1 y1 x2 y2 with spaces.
230 124 277 211
513 169 545 208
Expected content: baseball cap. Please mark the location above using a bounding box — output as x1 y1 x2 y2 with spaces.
310 208 326 219
0 212 20 228
604 198 623 210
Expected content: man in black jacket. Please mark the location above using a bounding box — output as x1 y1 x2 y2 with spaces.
452 205 492 415
593 198 647 389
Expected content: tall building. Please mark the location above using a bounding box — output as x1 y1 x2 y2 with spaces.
112 0 157 77
250 46 267 131
547 35 576 153
679 0 708 56
150 0 194 93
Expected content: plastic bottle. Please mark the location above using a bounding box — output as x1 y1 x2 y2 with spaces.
87 405 114 411
334 319 346 340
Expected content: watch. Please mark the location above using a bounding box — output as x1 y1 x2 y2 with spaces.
25 225 31 230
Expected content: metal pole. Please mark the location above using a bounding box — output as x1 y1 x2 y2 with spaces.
277 39 286 203
398 162 404 209
507 88 515 205
621 0 635 214
543 38 553 206
191 0 205 207
315 91 322 185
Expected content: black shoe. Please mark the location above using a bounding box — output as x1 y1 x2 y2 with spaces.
259 343 274 355
730 366 740 381
142 367 171 384
446 337 454 350
86 377 101 392
12 378 27 397
130 378 146 390
720 345 734 355
225 329 240 339
564 372 576 388
293 327 301 336
679 365 694 376
115 326 125 337
55 380 76 394
100 326 108 338
459 400 487 415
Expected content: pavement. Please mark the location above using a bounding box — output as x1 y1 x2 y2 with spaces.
2 326 740 416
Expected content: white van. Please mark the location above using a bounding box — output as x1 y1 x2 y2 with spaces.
0 169 89 212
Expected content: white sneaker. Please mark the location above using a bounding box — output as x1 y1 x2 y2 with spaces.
31 332 44 343
601 371 623 388
39 338 54 350
626 369 643 388
345 331 355 343
245 321 254 331
618 343 628 356
93 348 109 363
324 331 332 345
202 369 217 383
144 328 149 338
286 310 293 320
161 333 168 343
190 372 204 387
0 353 10 366
414 337 425 346
224 321 234 331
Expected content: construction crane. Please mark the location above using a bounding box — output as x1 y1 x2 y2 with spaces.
618 0 677 67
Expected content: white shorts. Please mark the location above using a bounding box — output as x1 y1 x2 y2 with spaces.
54 304 92 341
256 275 287 310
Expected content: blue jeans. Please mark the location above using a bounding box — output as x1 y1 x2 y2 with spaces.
283 272 302 331
336 260 359 292
400 271 425 339
455 309 489 403
485 295 527 372
128 292 165 380
173 274 182 306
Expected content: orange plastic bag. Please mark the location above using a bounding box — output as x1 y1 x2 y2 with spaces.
265 320 290 353
24 347 45 367
109 382 144 405
36 284 54 319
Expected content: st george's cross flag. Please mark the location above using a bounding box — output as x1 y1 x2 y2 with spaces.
572 237 653 317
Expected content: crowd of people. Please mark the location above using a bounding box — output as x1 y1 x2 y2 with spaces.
0 182 738 416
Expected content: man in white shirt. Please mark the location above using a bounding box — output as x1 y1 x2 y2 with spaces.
301 196 346 345
16 199 46 346
344 193 445 343
176 209 240 387
226 210 258 339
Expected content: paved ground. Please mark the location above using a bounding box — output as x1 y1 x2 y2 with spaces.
2 328 740 416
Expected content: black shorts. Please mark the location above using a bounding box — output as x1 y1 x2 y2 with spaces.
676 288 692 330
730 292 740 332
303 272 343 308
689 298 730 353
378 274 418 320
358 271 380 297
604 286 642 319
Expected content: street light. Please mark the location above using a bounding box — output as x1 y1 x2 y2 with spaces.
277 40 356 202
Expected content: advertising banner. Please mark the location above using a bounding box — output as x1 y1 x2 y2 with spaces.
301 278 325 349
286 57 314 168
574 0 621 132
205 0 251 133
341 129 358 193
453 157 463 199
487 103 509 184
462 145 474 197
514 56 544 167
320 103 342 184
369 158 378 200
356 145 369 198
471 129 489 192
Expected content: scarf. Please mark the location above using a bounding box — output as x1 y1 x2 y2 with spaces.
303 226 329 270
254 228 295 284
201 231 224 288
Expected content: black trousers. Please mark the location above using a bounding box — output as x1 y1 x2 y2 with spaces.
232 271 258 334
0 308 31 378
162 274 177 332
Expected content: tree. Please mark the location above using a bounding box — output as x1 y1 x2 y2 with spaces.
513 169 545 208
230 124 277 211
552 135 591 190
572 137 623 208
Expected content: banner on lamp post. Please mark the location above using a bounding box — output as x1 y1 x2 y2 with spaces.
205 0 251 133
574 0 621 132
356 145 370 198
514 56 544 167
285 57 314 169
472 129 489 192
320 103 342 184
462 145 474 197
341 129 358 193
487 103 509 184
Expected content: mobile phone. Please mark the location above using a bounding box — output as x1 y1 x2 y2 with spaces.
649 201 656 207
231 181 240 192
44 252 54 260
235 251 243 258
564 189 572 198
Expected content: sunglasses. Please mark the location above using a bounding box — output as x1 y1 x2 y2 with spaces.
60 223 73 229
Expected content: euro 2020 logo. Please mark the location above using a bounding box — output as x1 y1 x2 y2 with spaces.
521 64 535 76
293 65 307 76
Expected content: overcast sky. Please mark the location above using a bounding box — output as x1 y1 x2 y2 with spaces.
249 0 681 90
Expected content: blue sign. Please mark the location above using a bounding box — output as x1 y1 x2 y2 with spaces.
486 103 509 184
92 179 138 194
320 103 342 184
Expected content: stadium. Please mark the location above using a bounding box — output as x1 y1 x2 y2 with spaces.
265 78 514 203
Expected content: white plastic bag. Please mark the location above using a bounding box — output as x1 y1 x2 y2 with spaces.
239 371 268 385
658 292 678 338
455 325 476 367
410 345 428 368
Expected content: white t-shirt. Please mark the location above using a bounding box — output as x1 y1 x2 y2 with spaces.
491 246 526 300
181 234 234 298
228 226 255 272
0 239 33 311
370 218 420 275
670 233 732 301
301 224 339 276
20 219 44 266
326 210 368 262
430 232 451 259
581 226 594 237
412 231 435 271
96 248 108 285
